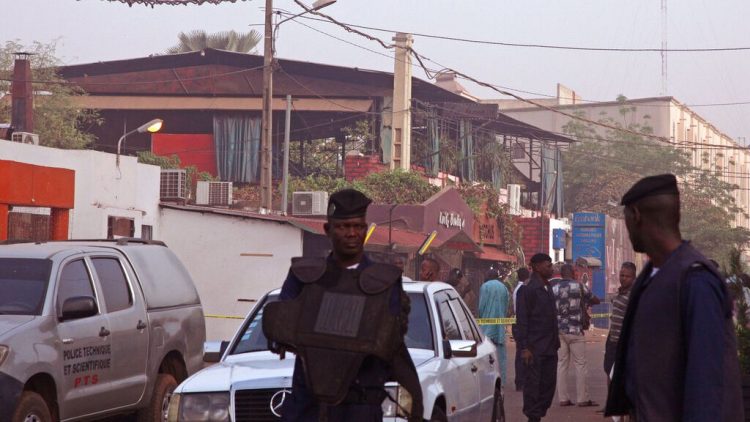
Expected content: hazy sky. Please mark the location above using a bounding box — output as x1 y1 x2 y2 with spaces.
4 0 750 141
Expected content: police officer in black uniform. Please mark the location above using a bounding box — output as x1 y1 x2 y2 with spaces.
263 189 423 422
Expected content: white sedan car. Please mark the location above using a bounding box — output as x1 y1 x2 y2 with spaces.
168 281 505 421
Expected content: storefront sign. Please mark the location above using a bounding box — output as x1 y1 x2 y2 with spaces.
438 211 465 230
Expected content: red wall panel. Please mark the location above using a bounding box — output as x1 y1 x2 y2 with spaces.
152 133 216 176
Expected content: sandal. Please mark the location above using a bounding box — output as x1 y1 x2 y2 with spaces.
559 400 574 407
577 400 598 407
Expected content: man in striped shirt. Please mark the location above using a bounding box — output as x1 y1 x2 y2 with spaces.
604 262 636 378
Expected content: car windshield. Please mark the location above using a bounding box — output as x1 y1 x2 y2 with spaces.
231 291 434 355
0 258 52 315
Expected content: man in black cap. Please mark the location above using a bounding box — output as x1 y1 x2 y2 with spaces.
516 253 560 422
272 188 424 422
605 174 743 421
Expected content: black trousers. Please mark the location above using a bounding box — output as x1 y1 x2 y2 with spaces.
523 354 557 420
512 325 526 389
603 338 617 377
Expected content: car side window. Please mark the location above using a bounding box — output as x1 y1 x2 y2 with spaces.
91 258 133 313
452 298 482 342
435 291 462 340
450 298 479 341
57 259 97 315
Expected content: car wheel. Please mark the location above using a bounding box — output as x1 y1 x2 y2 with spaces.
491 385 505 422
430 405 448 422
12 391 52 422
137 373 177 422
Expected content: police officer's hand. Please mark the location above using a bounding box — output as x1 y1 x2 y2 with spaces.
521 348 534 365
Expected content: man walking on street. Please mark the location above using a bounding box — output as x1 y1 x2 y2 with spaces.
516 254 560 422
552 264 600 407
512 267 530 391
479 267 510 386
605 174 743 421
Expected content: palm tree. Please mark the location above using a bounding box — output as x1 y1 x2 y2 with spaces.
165 30 262 54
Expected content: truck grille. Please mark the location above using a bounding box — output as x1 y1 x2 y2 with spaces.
234 389 282 422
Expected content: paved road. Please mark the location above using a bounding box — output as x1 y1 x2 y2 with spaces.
504 327 612 422
100 328 614 422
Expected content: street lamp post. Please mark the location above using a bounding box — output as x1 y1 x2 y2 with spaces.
260 0 337 212
116 118 163 168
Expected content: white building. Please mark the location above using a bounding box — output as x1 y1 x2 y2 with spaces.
159 205 305 340
485 87 750 230
0 139 160 239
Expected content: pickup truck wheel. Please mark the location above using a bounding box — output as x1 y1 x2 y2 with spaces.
491 385 505 422
137 374 177 422
429 405 448 422
12 391 52 422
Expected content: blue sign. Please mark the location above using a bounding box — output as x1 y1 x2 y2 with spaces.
572 212 606 299
552 228 566 250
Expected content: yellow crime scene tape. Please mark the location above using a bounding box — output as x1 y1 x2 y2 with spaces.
205 314 245 320
476 313 611 326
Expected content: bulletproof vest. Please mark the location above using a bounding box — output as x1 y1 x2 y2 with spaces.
263 257 403 404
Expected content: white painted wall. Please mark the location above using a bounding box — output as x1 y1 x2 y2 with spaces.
0 140 160 238
159 207 304 341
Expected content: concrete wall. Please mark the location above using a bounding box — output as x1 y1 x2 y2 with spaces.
159 207 304 341
0 140 160 238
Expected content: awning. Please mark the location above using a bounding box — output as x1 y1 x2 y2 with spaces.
476 245 517 263
435 231 483 253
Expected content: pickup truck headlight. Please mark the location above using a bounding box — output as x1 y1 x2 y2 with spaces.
0 346 9 366
381 385 413 418
170 392 230 422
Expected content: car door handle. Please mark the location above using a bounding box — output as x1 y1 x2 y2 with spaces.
99 327 111 337
136 320 147 330
471 364 478 373
62 338 74 345
488 355 495 365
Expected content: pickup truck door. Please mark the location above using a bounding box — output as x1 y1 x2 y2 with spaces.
90 256 149 407
55 258 114 420
434 291 480 421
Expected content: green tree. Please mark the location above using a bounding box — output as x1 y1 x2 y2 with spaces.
562 96 750 261
165 30 262 54
0 40 100 149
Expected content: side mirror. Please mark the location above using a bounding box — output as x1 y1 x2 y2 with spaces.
442 339 452 359
61 296 98 321
448 340 478 358
203 340 230 363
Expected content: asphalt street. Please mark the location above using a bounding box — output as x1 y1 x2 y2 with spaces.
504 327 612 422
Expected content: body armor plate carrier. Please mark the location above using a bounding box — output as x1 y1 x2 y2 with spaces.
263 257 407 405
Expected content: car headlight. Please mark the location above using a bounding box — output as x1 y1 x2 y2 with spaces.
381 385 413 419
172 392 230 422
0 346 9 367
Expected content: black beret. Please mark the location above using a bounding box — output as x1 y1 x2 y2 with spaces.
620 174 679 206
327 188 372 219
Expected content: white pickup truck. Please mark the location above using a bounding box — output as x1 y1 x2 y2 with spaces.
0 239 206 422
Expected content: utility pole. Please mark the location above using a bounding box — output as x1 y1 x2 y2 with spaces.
260 0 274 211
282 95 292 215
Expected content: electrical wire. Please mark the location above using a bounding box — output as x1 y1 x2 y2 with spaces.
279 12 750 53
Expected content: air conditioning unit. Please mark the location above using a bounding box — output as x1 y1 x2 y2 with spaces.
292 191 329 216
11 132 39 146
160 169 188 201
196 181 233 206
508 184 522 215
